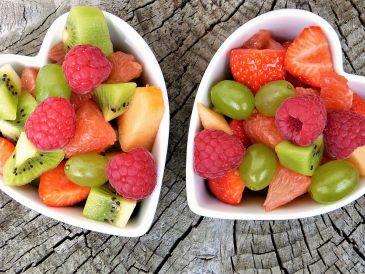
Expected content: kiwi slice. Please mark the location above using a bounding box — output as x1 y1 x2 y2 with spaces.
0 64 21 120
63 6 113 57
94 82 136 121
83 186 136 228
0 92 37 141
3 132 64 186
275 136 324 176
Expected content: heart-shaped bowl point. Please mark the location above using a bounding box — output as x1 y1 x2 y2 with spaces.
0 11 170 237
186 9 365 220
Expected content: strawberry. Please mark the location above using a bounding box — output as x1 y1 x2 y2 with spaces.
282 41 292 49
207 168 245 205
20 67 39 97
285 26 334 88
285 72 308 88
48 42 66 64
0 138 15 175
39 162 90 207
230 49 286 92
263 166 311 211
229 119 251 148
351 93 365 116
242 29 284 50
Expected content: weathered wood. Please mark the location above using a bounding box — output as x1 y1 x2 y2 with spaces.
1 0 365 273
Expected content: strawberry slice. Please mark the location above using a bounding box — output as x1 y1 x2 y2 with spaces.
20 67 39 97
0 138 15 175
230 49 286 93
285 26 334 88
352 93 365 116
229 119 251 148
39 162 90 207
263 165 310 211
207 168 245 205
48 42 66 64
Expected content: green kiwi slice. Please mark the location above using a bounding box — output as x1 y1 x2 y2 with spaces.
0 92 37 141
0 64 21 120
63 6 113 57
83 186 136 227
275 135 324 176
93 82 136 121
3 132 64 186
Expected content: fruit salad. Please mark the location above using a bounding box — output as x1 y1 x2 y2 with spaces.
194 27 365 211
0 6 165 228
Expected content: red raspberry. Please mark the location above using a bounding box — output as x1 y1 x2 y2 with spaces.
276 95 326 146
324 110 365 159
106 148 157 200
62 45 111 94
194 129 244 179
229 119 251 148
25 97 76 150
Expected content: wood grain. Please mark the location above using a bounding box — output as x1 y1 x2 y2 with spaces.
1 0 365 273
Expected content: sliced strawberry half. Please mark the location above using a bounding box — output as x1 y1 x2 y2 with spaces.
0 138 15 175
285 26 334 88
352 93 365 116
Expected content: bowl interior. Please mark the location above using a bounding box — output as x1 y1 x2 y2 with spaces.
186 9 365 220
0 12 169 237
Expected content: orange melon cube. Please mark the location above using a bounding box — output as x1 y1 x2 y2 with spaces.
347 146 365 177
197 103 232 134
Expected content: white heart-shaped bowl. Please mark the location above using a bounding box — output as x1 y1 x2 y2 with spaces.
186 9 365 220
0 11 170 237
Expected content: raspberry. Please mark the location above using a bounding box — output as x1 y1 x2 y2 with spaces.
194 129 244 179
324 110 365 159
62 45 111 94
25 97 76 150
106 148 157 200
276 95 326 146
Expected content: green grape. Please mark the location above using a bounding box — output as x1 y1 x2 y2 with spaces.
239 144 277 191
65 153 108 187
36 64 71 102
309 160 359 203
254 80 295 116
210 80 254 120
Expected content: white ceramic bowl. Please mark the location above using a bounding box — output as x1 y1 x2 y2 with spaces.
186 9 365 220
0 11 169 237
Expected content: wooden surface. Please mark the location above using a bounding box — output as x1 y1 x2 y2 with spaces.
1 0 365 273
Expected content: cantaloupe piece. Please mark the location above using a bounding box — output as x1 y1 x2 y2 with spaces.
118 86 164 152
347 146 365 177
198 103 232 134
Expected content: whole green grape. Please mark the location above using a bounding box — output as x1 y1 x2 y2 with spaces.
239 144 277 191
255 80 296 117
309 160 359 203
210 80 254 120
65 153 108 187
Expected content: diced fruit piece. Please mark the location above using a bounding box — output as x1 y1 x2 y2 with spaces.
194 129 244 179
242 29 285 50
107 51 143 83
0 121 21 142
93 82 136 121
63 6 113 57
3 132 64 186
351 93 365 116
25 97 76 150
295 87 319 96
0 64 21 94
243 112 284 149
276 95 327 146
65 100 116 158
267 39 285 50
275 136 324 176
285 72 308 88
239 144 277 191
83 186 136 228
309 160 359 203
210 80 254 120
118 86 164 152
324 110 365 159
21 67 38 97
48 42 66 64
285 26 334 88
63 45 112 94
347 146 365 176
0 137 15 175
263 166 311 211
39 162 90 207
207 168 245 205
36 64 71 102
282 41 292 49
319 71 352 112
65 153 108 187
230 49 286 92
70 91 94 110
0 64 21 120
254 80 296 117
229 119 251 148
106 148 157 199
198 103 232 134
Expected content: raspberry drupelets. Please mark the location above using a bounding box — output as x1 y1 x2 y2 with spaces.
62 45 112 94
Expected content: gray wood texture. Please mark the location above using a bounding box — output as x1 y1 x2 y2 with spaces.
1 0 365 273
